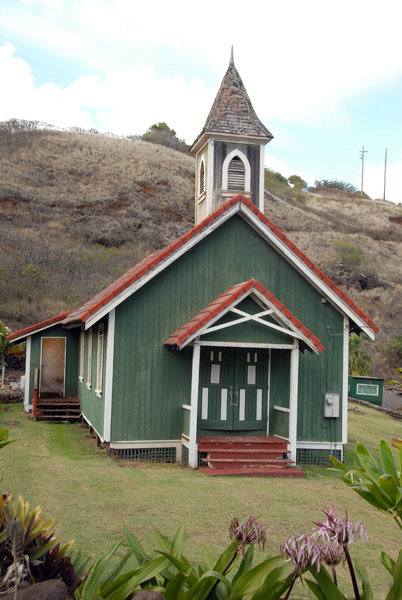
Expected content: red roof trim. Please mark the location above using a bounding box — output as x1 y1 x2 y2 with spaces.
19 194 377 335
164 278 325 352
8 311 73 341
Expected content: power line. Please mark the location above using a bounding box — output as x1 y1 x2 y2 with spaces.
267 147 359 165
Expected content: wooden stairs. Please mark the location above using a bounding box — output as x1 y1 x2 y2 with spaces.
34 397 81 422
198 436 304 477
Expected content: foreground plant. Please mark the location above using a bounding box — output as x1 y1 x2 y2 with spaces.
0 493 88 595
330 439 402 600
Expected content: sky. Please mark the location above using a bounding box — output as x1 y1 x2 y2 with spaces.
1 0 402 203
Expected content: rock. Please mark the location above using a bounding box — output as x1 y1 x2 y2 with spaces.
2 580 68 600
132 591 166 600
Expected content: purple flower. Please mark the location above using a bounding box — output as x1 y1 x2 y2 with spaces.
320 542 345 567
314 506 368 545
229 516 266 557
280 534 322 575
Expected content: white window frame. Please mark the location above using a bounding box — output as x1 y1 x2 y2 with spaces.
199 158 206 197
86 328 93 390
222 149 251 192
79 329 84 382
95 323 104 398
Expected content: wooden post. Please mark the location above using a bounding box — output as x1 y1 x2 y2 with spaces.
189 340 201 469
289 344 299 464
33 367 38 418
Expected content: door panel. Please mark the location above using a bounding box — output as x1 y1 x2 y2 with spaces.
198 348 268 432
40 338 66 397
199 348 233 430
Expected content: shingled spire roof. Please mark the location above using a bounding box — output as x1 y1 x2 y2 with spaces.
191 48 273 151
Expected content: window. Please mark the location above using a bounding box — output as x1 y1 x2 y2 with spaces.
199 160 205 195
222 149 250 193
86 328 92 389
227 156 246 190
79 330 84 382
95 324 104 397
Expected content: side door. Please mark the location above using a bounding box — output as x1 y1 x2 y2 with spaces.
40 337 66 397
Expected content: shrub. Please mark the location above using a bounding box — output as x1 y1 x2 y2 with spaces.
333 239 362 271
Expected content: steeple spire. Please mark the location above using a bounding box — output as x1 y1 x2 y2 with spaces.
229 46 234 67
191 52 274 225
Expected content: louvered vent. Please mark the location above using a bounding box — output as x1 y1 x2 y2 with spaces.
227 156 245 190
200 161 205 194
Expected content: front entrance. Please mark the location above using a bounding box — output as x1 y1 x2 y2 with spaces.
198 347 268 432
39 337 66 397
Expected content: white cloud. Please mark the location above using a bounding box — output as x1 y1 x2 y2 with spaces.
365 157 402 204
0 43 94 128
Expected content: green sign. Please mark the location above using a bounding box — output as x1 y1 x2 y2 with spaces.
356 383 379 396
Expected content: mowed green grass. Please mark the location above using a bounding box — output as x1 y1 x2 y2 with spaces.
1 401 401 599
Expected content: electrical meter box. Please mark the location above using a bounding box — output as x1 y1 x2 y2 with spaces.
324 393 340 418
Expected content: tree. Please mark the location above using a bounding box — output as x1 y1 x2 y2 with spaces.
314 179 358 194
0 321 10 367
349 333 371 376
288 175 307 190
142 122 189 153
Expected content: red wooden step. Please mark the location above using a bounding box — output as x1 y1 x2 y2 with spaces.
199 466 304 477
198 436 288 451
201 457 292 468
200 448 289 459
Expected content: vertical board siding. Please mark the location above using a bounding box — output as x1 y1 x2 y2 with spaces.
78 320 107 436
111 216 345 443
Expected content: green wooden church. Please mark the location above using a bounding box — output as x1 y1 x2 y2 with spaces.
9 53 378 475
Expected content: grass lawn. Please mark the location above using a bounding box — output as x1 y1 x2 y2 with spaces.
1 400 401 598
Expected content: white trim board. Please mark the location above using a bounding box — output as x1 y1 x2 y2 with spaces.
82 414 105 443
103 309 115 442
296 442 343 450
84 201 375 339
109 440 182 448
24 336 32 411
198 341 297 349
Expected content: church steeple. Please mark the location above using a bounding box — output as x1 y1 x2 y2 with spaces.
191 51 273 224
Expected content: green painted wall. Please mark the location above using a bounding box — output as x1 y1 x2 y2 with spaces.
78 321 107 436
28 326 79 400
111 215 345 443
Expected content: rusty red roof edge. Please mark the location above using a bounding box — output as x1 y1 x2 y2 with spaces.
8 311 73 341
164 278 325 352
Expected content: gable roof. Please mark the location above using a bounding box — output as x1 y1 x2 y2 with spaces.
8 311 72 342
191 52 273 152
8 194 378 343
164 278 325 353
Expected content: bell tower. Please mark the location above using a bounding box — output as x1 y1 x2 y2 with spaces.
190 49 273 225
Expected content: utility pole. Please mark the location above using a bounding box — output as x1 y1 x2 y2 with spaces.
360 146 368 196
383 148 387 202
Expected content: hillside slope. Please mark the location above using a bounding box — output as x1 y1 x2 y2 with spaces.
1 128 401 376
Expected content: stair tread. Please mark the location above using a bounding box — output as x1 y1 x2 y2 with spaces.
199 466 304 477
200 448 289 454
201 457 291 464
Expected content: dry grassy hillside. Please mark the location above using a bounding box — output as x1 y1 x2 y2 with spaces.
1 127 402 376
